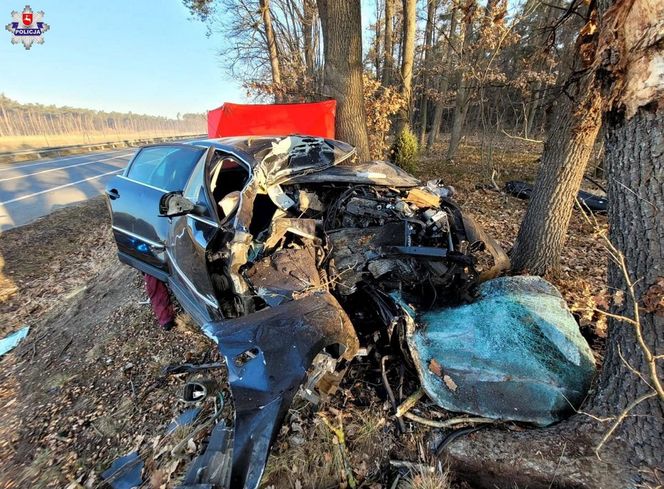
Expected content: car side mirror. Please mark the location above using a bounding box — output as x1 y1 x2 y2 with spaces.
159 192 203 217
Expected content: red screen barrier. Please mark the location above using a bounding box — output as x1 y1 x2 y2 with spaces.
207 101 336 139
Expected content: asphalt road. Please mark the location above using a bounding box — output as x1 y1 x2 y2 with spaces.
0 148 136 231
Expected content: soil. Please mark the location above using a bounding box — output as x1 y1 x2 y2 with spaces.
0 138 609 488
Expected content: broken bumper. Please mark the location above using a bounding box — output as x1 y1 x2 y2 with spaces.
202 292 359 488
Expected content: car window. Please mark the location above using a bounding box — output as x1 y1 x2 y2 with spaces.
184 158 214 219
127 146 205 191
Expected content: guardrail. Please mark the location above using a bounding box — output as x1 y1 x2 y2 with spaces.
0 133 208 164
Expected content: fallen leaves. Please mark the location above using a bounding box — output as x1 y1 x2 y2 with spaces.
642 277 664 316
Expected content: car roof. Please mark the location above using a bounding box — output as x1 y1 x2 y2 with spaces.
183 136 356 168
183 136 279 166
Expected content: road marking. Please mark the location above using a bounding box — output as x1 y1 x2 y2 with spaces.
0 168 123 206
0 149 135 171
0 152 133 182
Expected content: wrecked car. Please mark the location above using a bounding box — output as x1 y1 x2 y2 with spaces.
105 136 594 488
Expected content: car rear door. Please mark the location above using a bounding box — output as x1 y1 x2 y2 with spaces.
106 144 207 280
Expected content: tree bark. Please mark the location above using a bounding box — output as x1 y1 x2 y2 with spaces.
396 0 417 133
417 0 439 145
259 0 283 102
446 5 474 160
427 6 458 149
382 0 394 86
317 0 370 161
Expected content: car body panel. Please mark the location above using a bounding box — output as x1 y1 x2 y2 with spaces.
105 135 518 489
106 144 208 276
202 292 359 489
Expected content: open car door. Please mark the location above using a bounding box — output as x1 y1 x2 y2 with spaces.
106 144 207 280
164 149 225 325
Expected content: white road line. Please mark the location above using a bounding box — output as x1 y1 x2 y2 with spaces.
0 149 134 171
0 152 133 183
0 169 123 206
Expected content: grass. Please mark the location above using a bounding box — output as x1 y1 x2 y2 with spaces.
0 130 203 152
398 466 452 489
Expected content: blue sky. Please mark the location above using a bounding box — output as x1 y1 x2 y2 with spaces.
0 1 382 118
0 0 247 117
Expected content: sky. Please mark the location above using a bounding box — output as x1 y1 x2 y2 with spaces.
0 0 247 117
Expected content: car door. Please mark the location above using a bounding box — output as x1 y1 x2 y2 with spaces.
165 151 224 325
106 144 207 280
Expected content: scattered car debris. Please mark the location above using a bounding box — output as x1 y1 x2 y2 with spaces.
101 451 144 489
407 276 596 426
0 326 29 357
177 420 233 489
161 362 225 376
505 180 607 212
183 379 220 403
105 135 594 487
166 407 202 435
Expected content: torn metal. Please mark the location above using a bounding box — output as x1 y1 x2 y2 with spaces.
406 276 596 427
108 135 595 488
194 137 517 486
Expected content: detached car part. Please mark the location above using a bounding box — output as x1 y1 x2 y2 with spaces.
406 276 596 426
203 292 359 488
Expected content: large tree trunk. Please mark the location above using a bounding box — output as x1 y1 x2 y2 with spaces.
440 0 664 486
510 77 602 274
396 0 417 133
510 10 603 275
382 0 395 86
317 0 370 161
259 0 283 102
426 6 458 149
588 0 664 468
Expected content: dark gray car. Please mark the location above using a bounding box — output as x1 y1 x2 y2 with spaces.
106 135 509 488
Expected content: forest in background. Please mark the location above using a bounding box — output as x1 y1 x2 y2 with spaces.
185 0 583 164
0 95 206 152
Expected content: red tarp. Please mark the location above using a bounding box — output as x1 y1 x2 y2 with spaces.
207 101 336 139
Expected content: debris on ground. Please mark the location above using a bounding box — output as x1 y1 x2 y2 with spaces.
0 325 29 356
166 408 202 435
407 276 596 426
505 180 607 212
101 451 144 489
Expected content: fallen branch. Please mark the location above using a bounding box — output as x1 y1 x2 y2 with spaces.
396 389 424 417
500 129 544 144
403 412 495 429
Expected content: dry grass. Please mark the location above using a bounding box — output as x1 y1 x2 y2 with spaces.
262 405 397 489
398 466 453 489
0 130 201 152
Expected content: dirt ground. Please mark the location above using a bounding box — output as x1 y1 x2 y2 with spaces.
0 138 609 488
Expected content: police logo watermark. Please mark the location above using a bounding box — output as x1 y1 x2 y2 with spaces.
6 5 49 50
